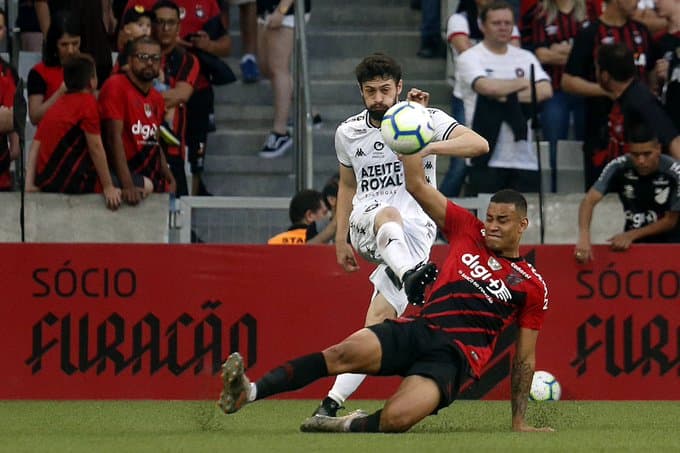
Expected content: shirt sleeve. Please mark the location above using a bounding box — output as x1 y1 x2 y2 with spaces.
429 107 459 141
81 95 101 135
517 272 548 330
592 155 625 194
335 125 352 167
528 52 551 82
443 199 483 240
26 68 46 97
0 76 16 107
98 78 124 121
456 49 488 92
564 23 596 79
447 14 469 41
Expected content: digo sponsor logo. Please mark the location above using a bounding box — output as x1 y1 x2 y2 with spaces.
131 120 158 141
461 253 511 302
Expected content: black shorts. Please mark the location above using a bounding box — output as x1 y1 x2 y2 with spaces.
368 318 469 412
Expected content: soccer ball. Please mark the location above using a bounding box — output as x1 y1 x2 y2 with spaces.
380 101 434 155
529 370 561 401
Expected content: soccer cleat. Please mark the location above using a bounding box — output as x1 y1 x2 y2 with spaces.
402 262 438 306
312 397 343 417
300 410 368 433
217 352 251 414
259 132 293 158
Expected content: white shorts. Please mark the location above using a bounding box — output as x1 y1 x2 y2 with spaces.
226 0 255 5
349 201 436 316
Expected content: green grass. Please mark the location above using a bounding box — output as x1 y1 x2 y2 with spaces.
1 400 679 452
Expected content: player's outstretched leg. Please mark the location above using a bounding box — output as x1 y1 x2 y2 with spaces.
402 262 438 306
300 410 369 433
218 352 251 414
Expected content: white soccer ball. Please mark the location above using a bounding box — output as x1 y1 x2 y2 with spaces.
380 101 434 155
529 370 561 401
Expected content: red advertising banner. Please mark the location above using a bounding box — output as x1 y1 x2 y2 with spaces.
0 244 678 400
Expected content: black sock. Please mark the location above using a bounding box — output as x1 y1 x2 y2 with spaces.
255 352 328 400
349 410 382 432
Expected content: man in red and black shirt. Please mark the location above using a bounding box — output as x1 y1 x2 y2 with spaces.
99 36 176 205
217 145 551 433
562 0 655 189
0 55 19 191
152 0 200 197
25 54 121 210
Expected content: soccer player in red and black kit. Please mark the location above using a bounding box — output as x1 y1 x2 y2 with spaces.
25 54 121 210
0 36 19 191
217 153 552 433
99 36 176 205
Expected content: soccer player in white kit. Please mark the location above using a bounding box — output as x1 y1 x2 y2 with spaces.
312 53 490 417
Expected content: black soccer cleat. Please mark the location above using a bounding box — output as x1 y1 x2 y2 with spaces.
402 262 438 306
312 397 343 417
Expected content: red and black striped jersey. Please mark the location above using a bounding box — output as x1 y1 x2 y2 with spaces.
530 10 590 90
414 201 549 378
27 62 64 100
34 92 101 193
0 58 17 190
99 74 167 192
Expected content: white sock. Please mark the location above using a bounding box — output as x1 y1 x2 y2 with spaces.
376 221 418 280
327 373 367 404
248 382 257 402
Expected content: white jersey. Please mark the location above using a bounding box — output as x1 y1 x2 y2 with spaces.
335 107 458 219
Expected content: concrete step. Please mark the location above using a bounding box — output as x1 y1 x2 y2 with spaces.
308 5 421 28
206 128 335 157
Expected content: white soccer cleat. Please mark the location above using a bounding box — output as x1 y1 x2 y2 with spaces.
217 352 251 414
299 409 369 433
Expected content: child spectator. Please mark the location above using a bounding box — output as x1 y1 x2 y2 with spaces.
25 54 122 210
116 5 153 69
27 12 81 125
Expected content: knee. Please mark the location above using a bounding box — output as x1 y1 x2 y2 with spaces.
322 342 354 373
379 408 415 433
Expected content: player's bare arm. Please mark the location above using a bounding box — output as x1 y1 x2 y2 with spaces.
102 118 141 205
423 124 489 158
402 153 447 229
575 188 604 263
335 164 359 272
511 327 553 432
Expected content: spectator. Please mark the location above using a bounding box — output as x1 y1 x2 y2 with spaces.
16 0 42 51
440 0 521 196
312 173 340 244
35 0 115 86
267 189 328 245
224 0 261 83
654 0 680 133
528 0 589 192
99 36 175 205
27 12 80 125
151 0 200 196
519 0 601 46
126 0 231 195
0 10 19 191
455 0 552 195
594 44 680 161
24 54 122 210
417 0 446 58
561 0 654 189
575 121 680 263
632 0 667 35
256 0 311 158
115 5 153 67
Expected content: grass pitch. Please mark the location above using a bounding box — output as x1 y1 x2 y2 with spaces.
1 400 679 452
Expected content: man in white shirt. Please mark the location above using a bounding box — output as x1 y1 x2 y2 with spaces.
455 0 552 195
312 53 489 418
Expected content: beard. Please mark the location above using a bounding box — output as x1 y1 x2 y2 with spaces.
135 67 158 82
366 95 398 123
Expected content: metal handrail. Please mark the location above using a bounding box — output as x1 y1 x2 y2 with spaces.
292 1 313 191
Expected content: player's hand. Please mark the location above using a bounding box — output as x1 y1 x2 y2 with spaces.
574 239 593 263
407 88 430 107
336 242 359 272
103 186 122 211
122 184 141 205
607 231 634 251
190 31 211 51
266 10 285 29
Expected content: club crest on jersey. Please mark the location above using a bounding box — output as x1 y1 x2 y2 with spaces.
196 4 204 17
515 68 525 78
144 103 153 118
655 187 670 204
487 257 502 271
374 142 384 151
179 7 186 19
